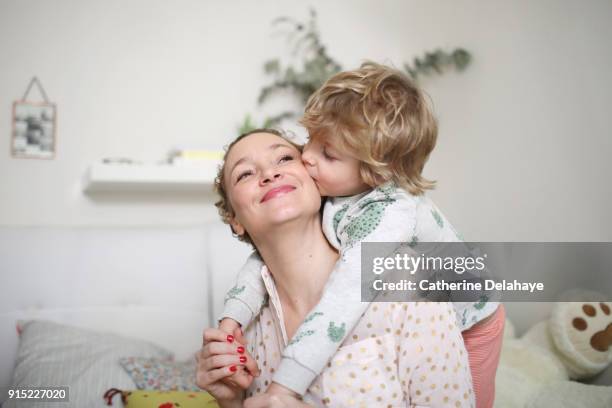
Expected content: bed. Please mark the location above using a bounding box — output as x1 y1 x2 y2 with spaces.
0 222 610 407
0 222 251 406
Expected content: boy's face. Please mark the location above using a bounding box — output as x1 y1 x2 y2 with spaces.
302 135 371 197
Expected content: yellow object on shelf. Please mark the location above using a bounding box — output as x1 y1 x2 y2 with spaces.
179 150 224 161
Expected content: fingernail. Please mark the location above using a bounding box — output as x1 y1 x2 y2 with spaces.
237 346 245 354
230 365 237 372
227 335 234 343
239 356 247 363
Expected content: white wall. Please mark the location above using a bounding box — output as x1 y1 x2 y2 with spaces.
1 0 611 240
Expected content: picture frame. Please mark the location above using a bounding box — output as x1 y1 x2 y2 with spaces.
11 100 57 160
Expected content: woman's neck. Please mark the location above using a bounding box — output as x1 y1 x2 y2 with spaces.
252 217 338 334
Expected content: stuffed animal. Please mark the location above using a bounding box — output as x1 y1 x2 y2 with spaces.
494 297 612 408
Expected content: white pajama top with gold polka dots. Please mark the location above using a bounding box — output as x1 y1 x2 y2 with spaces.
244 266 475 407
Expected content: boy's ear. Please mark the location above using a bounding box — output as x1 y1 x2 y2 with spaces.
229 217 245 237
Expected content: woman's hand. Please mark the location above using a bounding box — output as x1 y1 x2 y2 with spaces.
196 327 259 405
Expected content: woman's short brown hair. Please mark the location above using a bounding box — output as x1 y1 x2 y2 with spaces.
214 128 302 246
300 61 438 195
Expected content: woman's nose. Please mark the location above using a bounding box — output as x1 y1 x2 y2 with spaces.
260 169 282 185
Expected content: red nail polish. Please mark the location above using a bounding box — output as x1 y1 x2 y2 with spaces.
237 346 245 354
239 356 247 363
230 365 237 372
227 335 234 343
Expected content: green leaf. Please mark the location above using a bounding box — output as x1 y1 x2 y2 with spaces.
237 114 255 134
263 59 280 75
452 48 472 71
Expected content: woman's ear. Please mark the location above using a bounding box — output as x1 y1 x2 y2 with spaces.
229 217 245 237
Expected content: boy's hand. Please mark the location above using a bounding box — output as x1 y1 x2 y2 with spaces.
245 385 309 408
219 317 240 335
266 382 299 399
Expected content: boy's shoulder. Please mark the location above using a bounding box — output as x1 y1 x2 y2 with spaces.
326 181 420 212
326 182 462 235
322 182 422 244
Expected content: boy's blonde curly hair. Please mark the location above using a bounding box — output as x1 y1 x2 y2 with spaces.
300 61 438 195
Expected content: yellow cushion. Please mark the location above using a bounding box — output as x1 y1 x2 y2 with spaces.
113 390 219 407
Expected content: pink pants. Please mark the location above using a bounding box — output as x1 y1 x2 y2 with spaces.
462 305 506 408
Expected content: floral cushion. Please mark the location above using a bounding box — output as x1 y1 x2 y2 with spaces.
119 357 200 391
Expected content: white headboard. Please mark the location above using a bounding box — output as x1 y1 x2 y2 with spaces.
0 222 252 389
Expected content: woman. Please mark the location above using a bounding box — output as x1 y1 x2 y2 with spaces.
196 130 474 407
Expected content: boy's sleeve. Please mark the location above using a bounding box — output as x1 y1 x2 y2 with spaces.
272 190 418 395
219 251 267 328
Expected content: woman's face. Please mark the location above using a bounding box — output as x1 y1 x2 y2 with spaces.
223 132 322 240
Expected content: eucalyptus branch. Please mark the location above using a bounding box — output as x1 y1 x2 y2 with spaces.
404 48 472 80
238 9 473 134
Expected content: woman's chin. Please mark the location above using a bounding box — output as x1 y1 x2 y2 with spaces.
268 207 304 225
260 201 313 227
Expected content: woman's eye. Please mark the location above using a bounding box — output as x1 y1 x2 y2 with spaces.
279 154 294 163
236 171 252 182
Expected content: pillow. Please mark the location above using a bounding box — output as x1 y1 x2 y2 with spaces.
104 389 219 407
4 320 173 408
119 357 200 391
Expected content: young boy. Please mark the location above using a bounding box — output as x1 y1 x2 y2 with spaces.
218 62 504 407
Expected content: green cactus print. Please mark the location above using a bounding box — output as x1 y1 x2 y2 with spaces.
340 185 396 248
450 223 465 241
473 295 489 310
224 285 245 302
333 204 350 233
431 208 444 228
408 235 419 248
304 311 324 324
288 329 315 346
327 321 346 343
343 204 385 247
376 182 396 196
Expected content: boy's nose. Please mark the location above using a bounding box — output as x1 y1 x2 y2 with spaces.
302 152 315 167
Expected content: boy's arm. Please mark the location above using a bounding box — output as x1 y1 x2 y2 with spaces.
219 251 267 328
272 189 418 395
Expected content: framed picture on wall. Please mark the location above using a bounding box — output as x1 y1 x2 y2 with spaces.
11 101 57 159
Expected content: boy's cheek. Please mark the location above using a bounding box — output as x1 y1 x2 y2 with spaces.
305 165 318 181
312 178 326 196
314 182 328 197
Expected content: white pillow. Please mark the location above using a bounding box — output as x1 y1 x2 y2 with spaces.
3 320 173 408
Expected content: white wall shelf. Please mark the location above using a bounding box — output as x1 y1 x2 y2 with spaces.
83 162 220 193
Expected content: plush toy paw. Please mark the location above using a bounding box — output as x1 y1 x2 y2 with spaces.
550 301 612 379
571 303 612 352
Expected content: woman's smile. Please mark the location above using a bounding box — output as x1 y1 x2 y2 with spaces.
260 184 296 203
